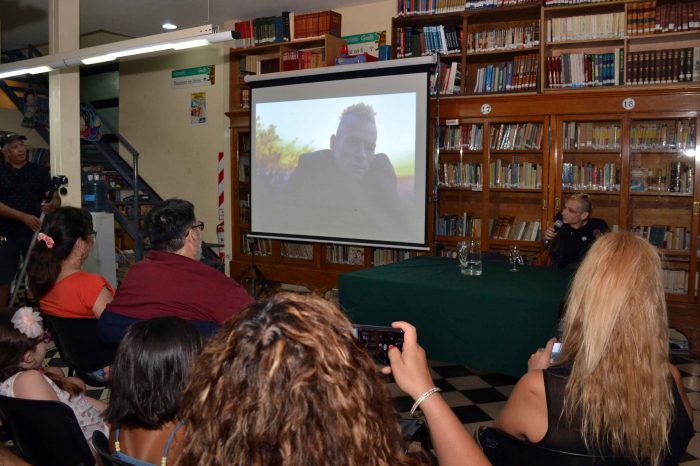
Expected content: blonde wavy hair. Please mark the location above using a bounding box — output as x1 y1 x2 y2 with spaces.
558 231 672 465
176 292 426 466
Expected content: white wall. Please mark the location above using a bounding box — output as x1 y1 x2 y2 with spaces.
119 45 229 251
336 0 394 41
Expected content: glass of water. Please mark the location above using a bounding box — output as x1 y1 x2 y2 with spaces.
458 240 482 276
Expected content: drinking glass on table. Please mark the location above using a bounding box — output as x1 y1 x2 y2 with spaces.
509 245 521 272
458 240 482 276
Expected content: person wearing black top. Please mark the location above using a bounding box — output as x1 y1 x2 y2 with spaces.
0 133 60 308
543 193 608 267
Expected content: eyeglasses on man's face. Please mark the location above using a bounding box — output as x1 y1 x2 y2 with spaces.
191 222 205 232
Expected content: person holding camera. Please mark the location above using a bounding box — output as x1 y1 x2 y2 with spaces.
0 133 60 309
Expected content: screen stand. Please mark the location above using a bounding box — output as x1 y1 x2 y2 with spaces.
236 237 271 298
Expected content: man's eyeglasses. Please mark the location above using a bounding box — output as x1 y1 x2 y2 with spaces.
91 230 97 238
191 222 205 232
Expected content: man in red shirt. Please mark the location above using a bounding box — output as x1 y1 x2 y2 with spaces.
98 198 253 343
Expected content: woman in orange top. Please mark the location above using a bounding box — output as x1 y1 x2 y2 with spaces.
27 207 114 319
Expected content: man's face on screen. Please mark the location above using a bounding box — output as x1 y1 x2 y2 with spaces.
332 114 377 181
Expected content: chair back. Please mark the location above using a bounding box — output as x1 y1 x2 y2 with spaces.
0 394 95 466
91 431 133 466
42 314 114 386
477 426 637 466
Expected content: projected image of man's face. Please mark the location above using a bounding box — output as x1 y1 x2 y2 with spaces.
332 113 377 181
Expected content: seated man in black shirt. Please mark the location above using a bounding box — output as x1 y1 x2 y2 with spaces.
543 193 608 267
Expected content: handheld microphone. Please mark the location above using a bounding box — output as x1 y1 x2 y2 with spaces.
543 219 564 248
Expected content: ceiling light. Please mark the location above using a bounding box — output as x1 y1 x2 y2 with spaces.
162 23 178 30
0 25 239 77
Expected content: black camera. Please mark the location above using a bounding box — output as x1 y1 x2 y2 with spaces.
51 175 69 196
52 175 68 186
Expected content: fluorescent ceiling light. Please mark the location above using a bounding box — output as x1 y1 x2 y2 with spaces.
0 25 238 77
162 23 178 30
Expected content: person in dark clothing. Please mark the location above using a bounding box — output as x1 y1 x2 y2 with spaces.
496 232 693 466
0 133 60 308
543 193 608 267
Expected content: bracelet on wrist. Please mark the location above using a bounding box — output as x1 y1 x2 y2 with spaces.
410 387 442 417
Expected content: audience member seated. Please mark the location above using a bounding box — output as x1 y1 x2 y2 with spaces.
176 292 490 466
27 207 114 319
0 307 107 442
495 231 693 465
98 198 253 344
27 206 114 381
103 317 201 465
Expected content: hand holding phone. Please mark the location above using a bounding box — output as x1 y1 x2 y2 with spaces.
352 324 404 365
550 342 562 363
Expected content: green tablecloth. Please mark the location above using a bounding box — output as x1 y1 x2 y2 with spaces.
339 255 574 377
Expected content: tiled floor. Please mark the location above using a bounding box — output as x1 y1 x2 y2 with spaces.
41 345 700 464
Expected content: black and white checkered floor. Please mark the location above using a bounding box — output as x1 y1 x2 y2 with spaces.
43 345 700 464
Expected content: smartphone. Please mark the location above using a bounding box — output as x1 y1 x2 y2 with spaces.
352 324 404 365
550 342 562 363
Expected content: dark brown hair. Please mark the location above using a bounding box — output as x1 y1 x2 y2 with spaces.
27 207 93 298
176 293 426 466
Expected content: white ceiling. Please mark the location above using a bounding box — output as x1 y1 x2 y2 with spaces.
1 0 375 52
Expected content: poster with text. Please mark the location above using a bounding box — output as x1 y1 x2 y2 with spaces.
190 92 207 125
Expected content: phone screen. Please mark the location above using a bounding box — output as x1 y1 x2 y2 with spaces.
352 324 404 365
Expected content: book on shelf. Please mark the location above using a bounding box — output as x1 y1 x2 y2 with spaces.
662 269 689 294
373 249 412 266
626 47 700 85
438 212 482 236
546 12 624 42
430 62 462 95
396 25 462 58
630 119 696 151
294 10 341 39
490 122 543 150
547 50 623 89
465 0 539 10
488 216 540 240
472 54 539 94
626 1 700 36
490 159 542 189
562 122 621 150
466 22 539 53
562 162 620 191
281 241 314 260
440 162 483 188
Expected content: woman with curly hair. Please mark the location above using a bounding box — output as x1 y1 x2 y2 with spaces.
496 231 693 465
176 292 489 466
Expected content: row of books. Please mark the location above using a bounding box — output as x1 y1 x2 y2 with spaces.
465 0 539 9
632 224 691 250
239 89 250 109
373 249 413 266
438 213 482 237
439 124 483 151
466 22 539 53
395 25 462 58
545 0 629 6
626 48 700 86
489 160 542 189
239 199 251 225
629 163 694 193
546 50 624 89
239 54 280 75
439 162 483 188
325 245 365 265
396 0 537 15
281 242 314 260
472 54 539 94
281 49 327 71
231 13 291 48
488 217 542 241
490 122 543 151
546 12 625 42
430 62 462 95
562 122 621 151
629 120 696 151
561 162 620 192
231 10 341 48
627 1 700 36
241 234 272 256
663 269 689 294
